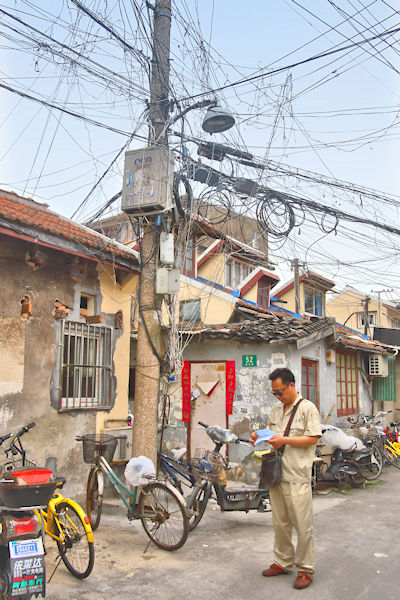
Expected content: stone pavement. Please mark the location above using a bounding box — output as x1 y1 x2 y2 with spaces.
44 469 400 599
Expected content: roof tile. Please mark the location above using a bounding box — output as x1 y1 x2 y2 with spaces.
0 190 138 267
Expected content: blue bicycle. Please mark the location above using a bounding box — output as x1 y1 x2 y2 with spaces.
158 450 211 531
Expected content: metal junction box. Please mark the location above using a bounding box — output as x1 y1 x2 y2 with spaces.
156 268 180 295
121 146 174 214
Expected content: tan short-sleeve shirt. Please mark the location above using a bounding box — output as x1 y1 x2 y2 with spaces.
267 396 322 483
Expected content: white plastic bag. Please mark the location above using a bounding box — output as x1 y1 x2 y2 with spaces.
124 456 155 486
320 425 365 451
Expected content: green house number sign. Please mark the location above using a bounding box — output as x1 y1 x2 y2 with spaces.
242 355 257 367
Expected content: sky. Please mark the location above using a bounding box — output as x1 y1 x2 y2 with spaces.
0 0 400 303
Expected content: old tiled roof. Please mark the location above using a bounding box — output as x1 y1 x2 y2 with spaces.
180 315 336 344
180 304 394 354
0 190 139 270
334 323 393 355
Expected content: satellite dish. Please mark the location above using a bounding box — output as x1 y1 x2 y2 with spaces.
201 105 235 134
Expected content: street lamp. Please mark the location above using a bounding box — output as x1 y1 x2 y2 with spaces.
201 105 236 134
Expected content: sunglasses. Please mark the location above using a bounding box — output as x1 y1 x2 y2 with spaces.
271 384 289 397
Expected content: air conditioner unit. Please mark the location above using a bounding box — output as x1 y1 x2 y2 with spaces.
101 427 132 461
369 354 389 377
121 147 174 214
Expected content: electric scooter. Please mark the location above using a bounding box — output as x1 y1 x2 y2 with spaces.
186 421 270 531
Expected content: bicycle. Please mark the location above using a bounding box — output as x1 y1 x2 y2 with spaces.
158 449 196 496
35 482 94 579
77 434 189 551
0 423 95 579
353 412 400 470
347 414 384 480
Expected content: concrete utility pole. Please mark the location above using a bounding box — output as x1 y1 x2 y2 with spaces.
132 0 171 465
362 296 371 336
371 288 392 327
291 258 304 315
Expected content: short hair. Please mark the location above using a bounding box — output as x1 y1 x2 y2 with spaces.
269 368 295 385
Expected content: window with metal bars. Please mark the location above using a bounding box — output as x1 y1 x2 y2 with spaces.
59 321 112 411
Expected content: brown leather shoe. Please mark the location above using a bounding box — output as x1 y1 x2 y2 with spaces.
262 563 290 577
293 571 313 589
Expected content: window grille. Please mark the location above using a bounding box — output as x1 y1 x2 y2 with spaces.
59 321 112 411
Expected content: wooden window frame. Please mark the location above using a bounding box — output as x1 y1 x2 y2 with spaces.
304 285 324 317
301 358 319 410
257 278 270 308
336 349 359 416
224 257 252 289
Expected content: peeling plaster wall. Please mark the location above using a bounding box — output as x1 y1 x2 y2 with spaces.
96 267 138 431
0 235 132 500
161 338 373 466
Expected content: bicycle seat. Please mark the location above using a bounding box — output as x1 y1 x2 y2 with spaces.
55 476 66 488
390 421 400 426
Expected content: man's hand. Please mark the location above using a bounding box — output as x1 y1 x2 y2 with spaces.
249 431 259 447
268 435 286 450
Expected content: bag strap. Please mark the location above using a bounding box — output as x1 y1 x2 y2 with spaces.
279 398 303 456
283 398 303 437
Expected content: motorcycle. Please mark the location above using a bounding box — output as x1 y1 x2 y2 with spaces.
313 424 375 488
0 427 56 599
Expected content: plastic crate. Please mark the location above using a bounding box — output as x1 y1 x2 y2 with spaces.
0 468 56 509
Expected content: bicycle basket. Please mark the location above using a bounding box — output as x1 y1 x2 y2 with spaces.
80 434 118 464
188 449 224 481
0 459 35 478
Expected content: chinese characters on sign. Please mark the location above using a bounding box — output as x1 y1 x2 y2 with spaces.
242 355 257 367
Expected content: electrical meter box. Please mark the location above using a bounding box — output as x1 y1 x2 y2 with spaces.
156 268 180 295
160 232 174 265
121 146 174 214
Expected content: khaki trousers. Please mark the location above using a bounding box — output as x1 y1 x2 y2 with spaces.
269 481 314 575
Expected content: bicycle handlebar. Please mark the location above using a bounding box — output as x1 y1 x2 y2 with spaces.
198 421 208 428
0 433 12 446
15 422 36 438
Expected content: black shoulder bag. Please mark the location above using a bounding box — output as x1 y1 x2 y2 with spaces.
259 399 303 489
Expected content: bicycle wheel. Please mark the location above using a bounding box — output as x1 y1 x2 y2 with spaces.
55 501 95 579
86 467 103 531
359 445 383 481
186 482 211 532
385 446 400 469
138 482 188 551
344 472 365 488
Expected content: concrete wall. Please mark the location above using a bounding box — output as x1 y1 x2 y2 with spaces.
177 277 236 325
197 253 225 286
161 338 373 467
0 235 136 499
325 289 400 332
96 267 137 431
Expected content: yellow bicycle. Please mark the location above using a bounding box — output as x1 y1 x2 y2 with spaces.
0 422 94 580
35 478 94 579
